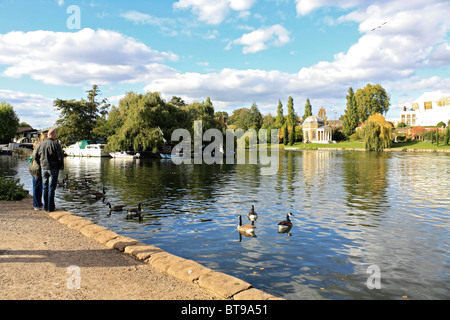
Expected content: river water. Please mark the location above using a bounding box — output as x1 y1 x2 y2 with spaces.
1 150 449 300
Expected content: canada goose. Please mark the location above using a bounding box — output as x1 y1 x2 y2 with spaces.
237 215 256 234
106 202 126 212
79 177 90 186
278 212 294 233
57 174 69 187
91 187 106 199
247 205 258 223
127 203 143 221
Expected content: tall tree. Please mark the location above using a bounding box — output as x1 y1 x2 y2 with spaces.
54 84 109 145
0 102 20 144
275 99 285 128
303 98 312 122
289 125 295 146
318 107 328 124
283 125 289 145
343 87 360 137
249 103 262 130
355 83 390 123
286 96 296 127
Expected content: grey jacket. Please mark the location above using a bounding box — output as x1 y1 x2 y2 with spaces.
35 138 64 171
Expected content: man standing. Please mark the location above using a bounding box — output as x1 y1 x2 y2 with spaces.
35 129 64 212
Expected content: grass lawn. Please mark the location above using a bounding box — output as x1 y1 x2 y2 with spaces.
389 141 450 150
279 141 364 150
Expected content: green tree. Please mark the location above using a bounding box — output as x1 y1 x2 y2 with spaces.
54 85 109 145
436 128 439 146
0 102 20 144
363 113 393 151
342 87 360 137
444 127 450 146
248 103 262 130
275 99 285 128
303 98 312 122
170 96 186 107
93 105 123 143
215 111 229 124
262 113 275 127
283 125 289 145
436 121 446 128
289 125 295 146
228 104 262 131
286 96 296 127
108 91 185 151
355 83 390 123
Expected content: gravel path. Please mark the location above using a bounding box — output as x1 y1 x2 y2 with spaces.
0 196 222 300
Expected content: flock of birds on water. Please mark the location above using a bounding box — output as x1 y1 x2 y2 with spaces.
58 175 295 236
238 205 294 238
57 174 144 221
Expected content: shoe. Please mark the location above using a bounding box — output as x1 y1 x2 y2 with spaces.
34 207 41 211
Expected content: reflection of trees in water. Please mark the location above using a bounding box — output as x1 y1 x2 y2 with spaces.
0 156 19 179
101 158 238 215
342 152 391 225
302 151 336 201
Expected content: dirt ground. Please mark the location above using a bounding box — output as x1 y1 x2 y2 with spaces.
0 196 222 300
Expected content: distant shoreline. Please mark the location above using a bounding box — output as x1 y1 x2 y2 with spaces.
282 146 450 153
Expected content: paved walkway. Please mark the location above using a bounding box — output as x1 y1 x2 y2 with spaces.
0 196 279 300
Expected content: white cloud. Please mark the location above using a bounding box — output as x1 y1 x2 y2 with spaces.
143 1 450 117
121 11 178 36
295 0 362 16
173 0 256 25
430 43 450 67
233 24 291 53
0 90 55 129
0 28 178 86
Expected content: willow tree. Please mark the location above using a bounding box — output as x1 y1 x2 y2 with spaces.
363 113 393 151
107 91 184 152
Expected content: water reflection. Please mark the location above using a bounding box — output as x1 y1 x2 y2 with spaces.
342 152 390 227
1 151 449 300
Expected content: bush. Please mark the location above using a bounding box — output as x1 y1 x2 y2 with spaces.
0 176 28 201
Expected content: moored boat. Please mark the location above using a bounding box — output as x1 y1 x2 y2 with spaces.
64 140 110 157
110 151 140 159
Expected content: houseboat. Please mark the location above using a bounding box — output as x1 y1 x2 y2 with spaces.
64 140 110 157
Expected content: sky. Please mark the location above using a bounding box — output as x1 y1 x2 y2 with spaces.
0 0 449 129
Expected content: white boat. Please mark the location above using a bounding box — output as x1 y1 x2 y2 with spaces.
64 140 110 157
110 151 140 159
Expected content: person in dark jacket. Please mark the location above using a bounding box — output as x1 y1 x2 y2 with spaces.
35 129 64 212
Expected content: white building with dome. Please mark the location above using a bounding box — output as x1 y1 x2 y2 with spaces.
302 116 333 144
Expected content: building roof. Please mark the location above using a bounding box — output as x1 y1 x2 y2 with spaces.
303 116 325 126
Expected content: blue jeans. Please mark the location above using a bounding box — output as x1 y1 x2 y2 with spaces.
42 169 59 212
32 176 43 209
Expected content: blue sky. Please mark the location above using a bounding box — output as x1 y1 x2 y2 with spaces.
0 0 449 129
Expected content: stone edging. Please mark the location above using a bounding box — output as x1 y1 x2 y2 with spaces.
46 210 283 300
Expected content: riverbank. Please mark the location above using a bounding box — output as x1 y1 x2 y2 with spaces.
0 195 280 300
280 141 450 153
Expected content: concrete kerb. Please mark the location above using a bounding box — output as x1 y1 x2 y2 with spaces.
43 209 282 300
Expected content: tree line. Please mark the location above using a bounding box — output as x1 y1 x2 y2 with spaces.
1 82 406 151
